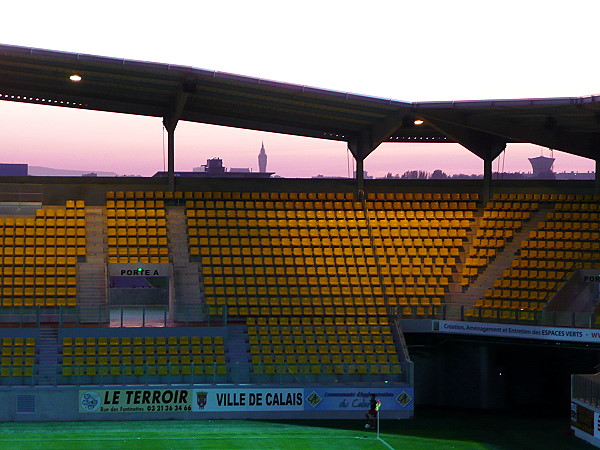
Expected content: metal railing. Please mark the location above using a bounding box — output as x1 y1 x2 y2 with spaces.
573 374 600 408
0 304 228 328
391 303 600 329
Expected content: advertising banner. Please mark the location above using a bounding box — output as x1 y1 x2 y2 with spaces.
79 387 412 414
192 388 303 412
303 387 413 411
79 389 192 413
432 320 600 344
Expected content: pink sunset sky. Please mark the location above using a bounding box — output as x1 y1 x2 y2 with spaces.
1 1 598 177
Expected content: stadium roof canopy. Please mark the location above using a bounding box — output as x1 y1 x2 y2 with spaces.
1 42 599 187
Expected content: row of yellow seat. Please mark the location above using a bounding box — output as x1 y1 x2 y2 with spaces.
556 202 600 211
368 192 478 201
1 337 36 346
252 353 398 365
107 224 167 234
0 218 85 230
394 306 441 318
63 355 225 367
490 193 600 202
106 209 166 219
0 367 34 377
246 315 388 327
253 363 403 376
107 200 165 209
222 304 390 318
107 190 182 199
522 240 599 251
249 332 393 346
249 343 396 355
1 356 35 367
0 260 77 273
107 256 169 264
62 363 226 377
186 191 354 201
486 201 539 211
63 335 223 346
188 200 362 211
530 230 600 240
481 210 531 220
546 211 600 221
368 201 477 211
501 268 569 281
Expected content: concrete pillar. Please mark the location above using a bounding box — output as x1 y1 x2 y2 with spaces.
166 126 175 192
483 157 493 204
355 157 365 201
595 159 600 196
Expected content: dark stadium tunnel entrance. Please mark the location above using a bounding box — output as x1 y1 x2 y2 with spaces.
108 263 173 326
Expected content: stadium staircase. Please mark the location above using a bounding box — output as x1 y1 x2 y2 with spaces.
167 206 204 323
447 208 550 320
76 207 108 323
37 326 58 386
225 324 251 383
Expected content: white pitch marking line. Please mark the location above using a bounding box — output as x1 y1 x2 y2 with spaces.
2 435 357 442
377 436 396 450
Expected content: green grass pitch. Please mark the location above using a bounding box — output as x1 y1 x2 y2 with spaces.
0 410 593 449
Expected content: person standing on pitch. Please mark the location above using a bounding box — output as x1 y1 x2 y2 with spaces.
365 393 380 429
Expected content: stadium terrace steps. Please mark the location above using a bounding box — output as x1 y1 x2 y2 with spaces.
464 196 600 322
37 326 58 386
457 208 550 320
76 208 108 323
225 324 251 383
167 206 204 322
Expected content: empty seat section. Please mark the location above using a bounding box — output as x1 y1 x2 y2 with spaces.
188 192 379 318
0 201 84 308
0 336 36 378
106 192 168 264
60 335 226 378
470 195 600 321
187 191 479 380
365 192 478 314
459 197 537 285
247 316 401 377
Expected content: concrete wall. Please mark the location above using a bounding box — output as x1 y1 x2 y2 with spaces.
0 176 597 206
109 288 169 306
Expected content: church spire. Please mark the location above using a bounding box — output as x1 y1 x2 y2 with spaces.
258 141 267 173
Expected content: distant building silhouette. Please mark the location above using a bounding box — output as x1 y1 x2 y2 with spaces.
258 142 267 173
0 164 27 176
156 156 273 178
206 158 225 174
529 155 556 179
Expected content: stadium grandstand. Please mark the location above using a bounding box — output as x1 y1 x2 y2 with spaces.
0 44 599 443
